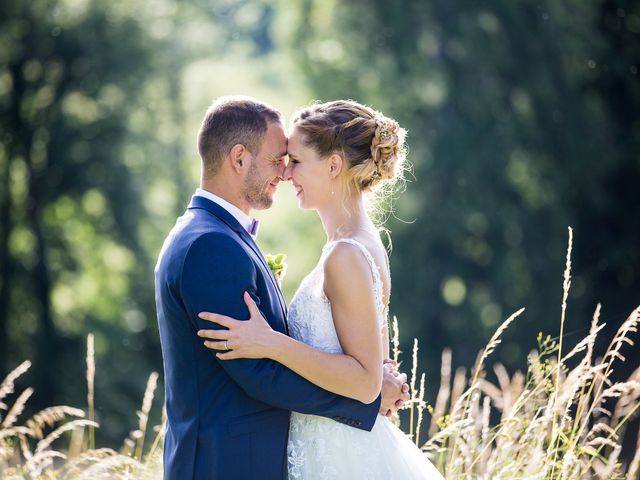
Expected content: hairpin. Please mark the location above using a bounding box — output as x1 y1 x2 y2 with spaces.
376 119 391 141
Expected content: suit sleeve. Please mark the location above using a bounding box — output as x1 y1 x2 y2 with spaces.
180 232 381 431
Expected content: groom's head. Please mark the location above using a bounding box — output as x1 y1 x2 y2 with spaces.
197 96 287 211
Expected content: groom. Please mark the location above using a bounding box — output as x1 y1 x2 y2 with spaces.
155 96 409 479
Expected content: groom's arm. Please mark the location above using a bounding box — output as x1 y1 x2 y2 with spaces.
180 233 381 431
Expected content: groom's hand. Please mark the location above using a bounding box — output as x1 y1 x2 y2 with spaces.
379 360 409 417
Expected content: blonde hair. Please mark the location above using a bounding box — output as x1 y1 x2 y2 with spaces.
291 100 408 220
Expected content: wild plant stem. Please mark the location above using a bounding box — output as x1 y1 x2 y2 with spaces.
549 227 573 478
86 333 95 451
583 402 640 473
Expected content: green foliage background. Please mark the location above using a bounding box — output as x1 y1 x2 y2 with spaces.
1 0 638 450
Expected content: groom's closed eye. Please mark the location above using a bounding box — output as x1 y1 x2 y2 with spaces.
274 151 287 164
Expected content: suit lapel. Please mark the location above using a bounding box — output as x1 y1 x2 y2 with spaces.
188 196 288 326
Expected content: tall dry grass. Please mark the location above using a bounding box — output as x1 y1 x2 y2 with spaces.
0 337 164 479
1 228 638 478
399 227 640 479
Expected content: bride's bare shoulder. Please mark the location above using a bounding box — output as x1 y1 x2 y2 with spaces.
324 241 370 272
323 241 373 288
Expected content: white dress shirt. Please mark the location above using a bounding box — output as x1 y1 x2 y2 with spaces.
194 188 258 238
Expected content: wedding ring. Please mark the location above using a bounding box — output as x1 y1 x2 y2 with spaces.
224 340 229 350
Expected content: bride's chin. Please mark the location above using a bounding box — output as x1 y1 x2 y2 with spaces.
296 197 316 210
295 193 308 209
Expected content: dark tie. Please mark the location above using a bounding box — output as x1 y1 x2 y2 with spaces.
248 218 260 238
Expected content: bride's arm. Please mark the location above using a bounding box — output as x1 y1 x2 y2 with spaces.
278 243 383 403
197 244 383 404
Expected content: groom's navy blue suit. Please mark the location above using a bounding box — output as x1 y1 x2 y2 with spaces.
155 195 381 480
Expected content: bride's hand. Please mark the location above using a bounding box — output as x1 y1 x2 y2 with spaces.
197 292 277 360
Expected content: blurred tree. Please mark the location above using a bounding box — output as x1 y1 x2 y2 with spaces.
291 0 639 380
0 0 296 445
0 0 155 405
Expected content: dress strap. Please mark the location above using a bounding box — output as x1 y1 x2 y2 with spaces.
323 239 386 326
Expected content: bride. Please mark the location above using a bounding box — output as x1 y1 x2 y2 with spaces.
197 100 444 479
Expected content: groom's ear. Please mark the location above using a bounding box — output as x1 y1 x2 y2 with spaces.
328 153 343 179
229 144 249 173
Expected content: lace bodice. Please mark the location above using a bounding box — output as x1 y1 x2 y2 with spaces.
287 238 387 353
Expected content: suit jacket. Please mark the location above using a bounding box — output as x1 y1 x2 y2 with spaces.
155 195 381 479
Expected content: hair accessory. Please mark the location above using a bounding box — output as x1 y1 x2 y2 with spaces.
378 126 391 141
376 119 392 141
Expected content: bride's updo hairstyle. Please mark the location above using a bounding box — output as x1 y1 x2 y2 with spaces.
291 100 408 203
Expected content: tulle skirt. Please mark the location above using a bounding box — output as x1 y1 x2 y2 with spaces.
287 413 444 479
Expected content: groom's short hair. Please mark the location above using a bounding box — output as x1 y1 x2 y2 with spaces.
197 95 282 174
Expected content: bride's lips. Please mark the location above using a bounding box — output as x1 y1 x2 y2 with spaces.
293 184 303 197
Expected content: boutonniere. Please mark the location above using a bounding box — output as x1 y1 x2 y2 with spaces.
266 253 288 285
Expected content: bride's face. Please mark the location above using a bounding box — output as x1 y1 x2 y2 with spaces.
285 128 333 210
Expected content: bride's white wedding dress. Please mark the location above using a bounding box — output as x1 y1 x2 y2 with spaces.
286 239 444 480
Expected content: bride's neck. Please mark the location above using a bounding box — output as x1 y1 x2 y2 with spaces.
317 196 374 242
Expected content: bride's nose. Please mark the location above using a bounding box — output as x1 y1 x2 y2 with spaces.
282 161 293 181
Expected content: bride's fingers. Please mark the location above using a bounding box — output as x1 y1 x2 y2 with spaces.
243 292 263 321
197 329 226 340
203 340 228 351
198 312 233 327
216 350 239 361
